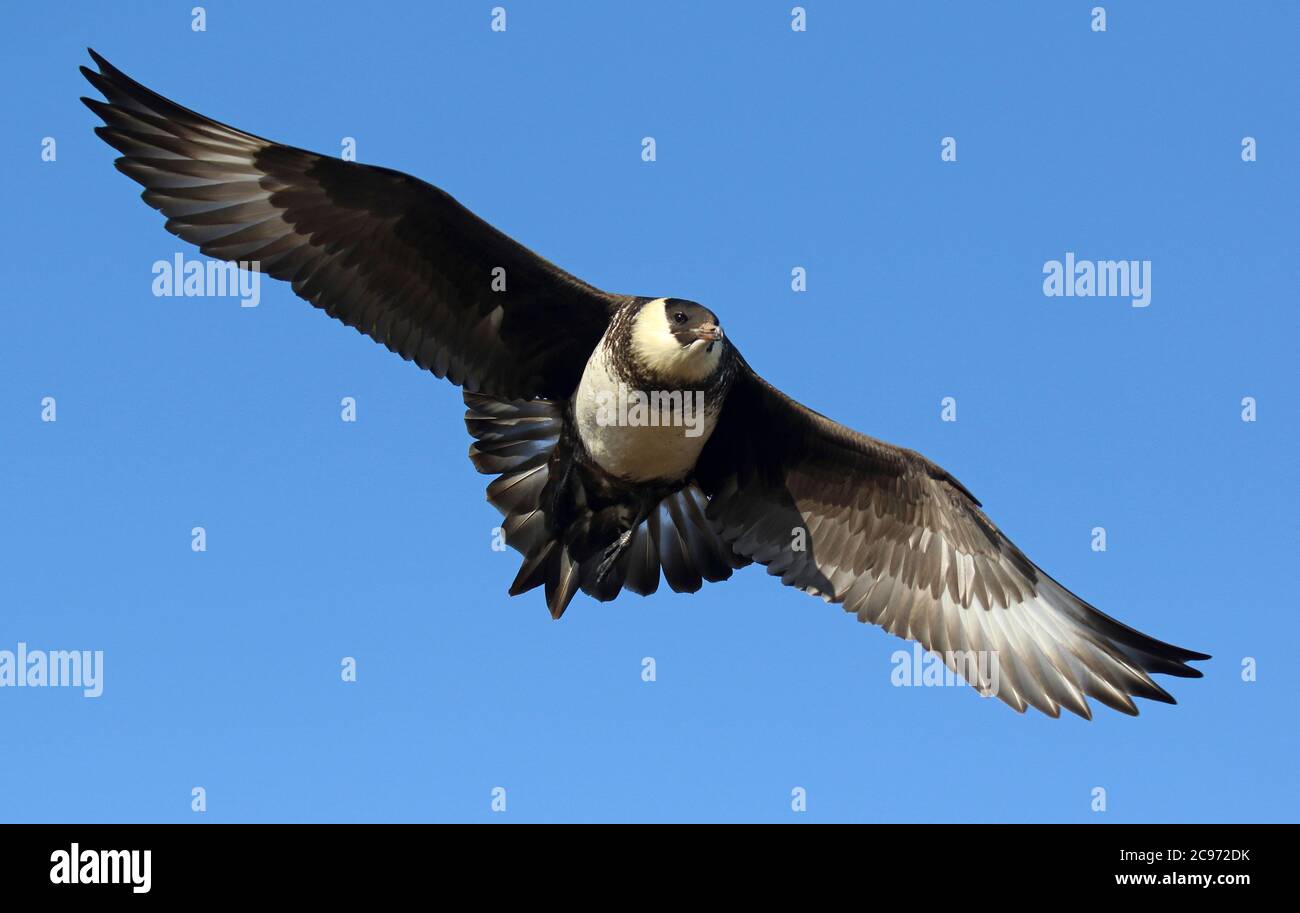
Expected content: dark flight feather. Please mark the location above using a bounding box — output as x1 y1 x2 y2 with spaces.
80 48 624 401
694 360 1210 718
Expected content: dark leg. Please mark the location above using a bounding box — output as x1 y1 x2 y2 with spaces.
593 502 653 583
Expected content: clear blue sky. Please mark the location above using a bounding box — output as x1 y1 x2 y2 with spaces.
1 1 1295 823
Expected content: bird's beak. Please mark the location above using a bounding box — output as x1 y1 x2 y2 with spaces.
694 323 722 343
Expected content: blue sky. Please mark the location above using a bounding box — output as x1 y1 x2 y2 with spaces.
1 1 1296 823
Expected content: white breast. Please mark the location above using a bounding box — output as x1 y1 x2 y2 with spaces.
574 342 719 483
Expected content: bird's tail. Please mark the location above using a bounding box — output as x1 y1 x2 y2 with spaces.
464 392 746 618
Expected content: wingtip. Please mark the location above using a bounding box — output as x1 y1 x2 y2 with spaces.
1164 649 1210 678
80 95 109 118
80 65 114 97
1147 688 1178 706
1058 693 1093 721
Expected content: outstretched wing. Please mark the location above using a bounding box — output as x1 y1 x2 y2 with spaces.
695 359 1209 719
80 49 623 400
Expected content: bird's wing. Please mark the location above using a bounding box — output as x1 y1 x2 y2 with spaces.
694 358 1209 718
80 49 623 400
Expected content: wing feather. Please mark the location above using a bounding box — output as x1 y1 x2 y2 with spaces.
81 49 622 400
696 359 1209 718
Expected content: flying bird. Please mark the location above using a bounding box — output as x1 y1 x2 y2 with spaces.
81 50 1208 719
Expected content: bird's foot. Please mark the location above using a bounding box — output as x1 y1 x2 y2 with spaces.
594 529 634 583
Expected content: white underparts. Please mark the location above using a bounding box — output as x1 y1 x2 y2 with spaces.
574 306 722 482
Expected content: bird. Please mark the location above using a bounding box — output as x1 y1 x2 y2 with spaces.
80 49 1208 719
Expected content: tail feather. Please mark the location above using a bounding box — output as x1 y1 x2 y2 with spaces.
545 548 583 620
622 524 661 596
465 392 748 619
465 393 560 476
651 503 700 593
509 539 555 596
485 454 549 515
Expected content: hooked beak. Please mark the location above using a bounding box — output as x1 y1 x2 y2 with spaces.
693 323 722 343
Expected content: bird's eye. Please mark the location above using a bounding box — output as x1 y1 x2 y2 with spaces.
673 312 688 325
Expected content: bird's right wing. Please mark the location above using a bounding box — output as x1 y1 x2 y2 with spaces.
81 49 624 400
695 359 1209 719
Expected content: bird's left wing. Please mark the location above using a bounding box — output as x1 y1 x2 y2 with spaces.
694 359 1209 719
80 49 623 400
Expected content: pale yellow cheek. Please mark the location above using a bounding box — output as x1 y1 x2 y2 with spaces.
629 302 722 383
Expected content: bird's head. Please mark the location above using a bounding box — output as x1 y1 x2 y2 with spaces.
629 297 725 383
